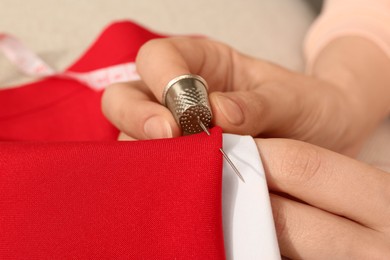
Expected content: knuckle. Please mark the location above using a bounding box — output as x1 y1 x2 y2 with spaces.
279 140 323 186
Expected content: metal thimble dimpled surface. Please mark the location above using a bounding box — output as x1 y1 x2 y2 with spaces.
163 74 212 134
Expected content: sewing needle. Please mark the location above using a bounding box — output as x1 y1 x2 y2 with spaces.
198 118 245 183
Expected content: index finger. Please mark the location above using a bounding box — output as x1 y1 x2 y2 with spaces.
256 138 390 231
135 37 262 103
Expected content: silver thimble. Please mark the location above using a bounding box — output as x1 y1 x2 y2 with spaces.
162 74 212 134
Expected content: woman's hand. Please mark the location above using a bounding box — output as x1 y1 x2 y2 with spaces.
256 138 390 259
102 37 388 155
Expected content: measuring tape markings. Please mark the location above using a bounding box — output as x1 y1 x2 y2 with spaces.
0 33 140 90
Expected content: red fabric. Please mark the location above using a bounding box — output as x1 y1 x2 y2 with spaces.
0 21 164 141
0 21 226 259
0 128 225 259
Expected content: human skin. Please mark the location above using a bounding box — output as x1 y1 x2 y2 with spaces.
102 36 390 156
101 36 390 257
256 138 390 259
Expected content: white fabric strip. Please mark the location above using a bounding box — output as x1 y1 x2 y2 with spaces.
222 134 280 260
62 63 140 90
0 33 55 76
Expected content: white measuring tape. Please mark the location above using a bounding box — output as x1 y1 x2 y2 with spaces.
0 33 140 90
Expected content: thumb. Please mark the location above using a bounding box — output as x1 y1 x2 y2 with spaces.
209 82 316 138
209 90 271 137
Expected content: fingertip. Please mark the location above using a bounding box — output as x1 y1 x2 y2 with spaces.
210 90 276 137
100 80 182 140
209 91 254 135
210 92 245 126
142 115 182 140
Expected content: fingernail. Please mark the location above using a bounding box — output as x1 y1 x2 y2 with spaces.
144 116 173 139
214 95 244 125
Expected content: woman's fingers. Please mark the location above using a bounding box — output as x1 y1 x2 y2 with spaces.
135 37 360 154
256 138 390 231
102 81 181 140
105 38 364 156
209 76 350 150
208 80 306 137
136 37 263 102
270 194 390 259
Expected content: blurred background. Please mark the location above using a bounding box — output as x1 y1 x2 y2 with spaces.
0 0 316 86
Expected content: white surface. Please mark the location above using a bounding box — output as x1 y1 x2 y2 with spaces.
222 134 280 260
